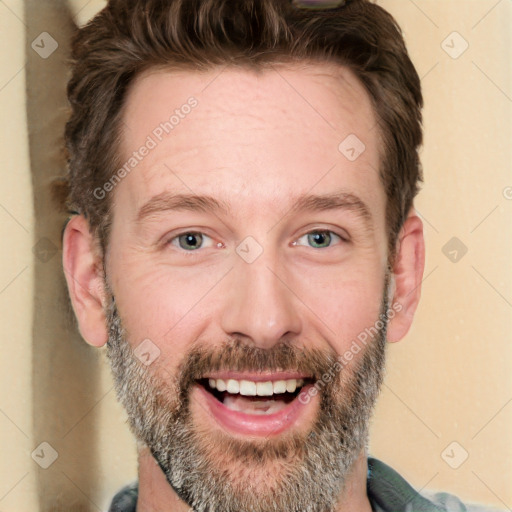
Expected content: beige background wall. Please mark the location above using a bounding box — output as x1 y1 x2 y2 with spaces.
0 0 510 510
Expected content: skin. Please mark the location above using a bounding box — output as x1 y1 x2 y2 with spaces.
63 61 425 511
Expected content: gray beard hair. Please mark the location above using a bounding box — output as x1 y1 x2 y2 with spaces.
104 283 389 512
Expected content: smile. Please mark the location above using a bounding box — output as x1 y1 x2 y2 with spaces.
194 373 317 437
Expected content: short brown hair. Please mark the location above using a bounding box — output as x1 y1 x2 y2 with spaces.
62 0 423 260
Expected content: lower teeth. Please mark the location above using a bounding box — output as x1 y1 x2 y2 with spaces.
222 394 290 415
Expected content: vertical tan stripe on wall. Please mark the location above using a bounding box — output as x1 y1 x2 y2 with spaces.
25 1 102 510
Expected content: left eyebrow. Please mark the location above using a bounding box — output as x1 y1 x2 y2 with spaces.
288 192 373 230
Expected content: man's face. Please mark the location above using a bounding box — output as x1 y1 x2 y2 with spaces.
104 62 390 511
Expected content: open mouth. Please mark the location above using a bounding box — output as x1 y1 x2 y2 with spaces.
197 377 312 416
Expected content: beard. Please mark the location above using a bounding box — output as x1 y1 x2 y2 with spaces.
104 278 390 512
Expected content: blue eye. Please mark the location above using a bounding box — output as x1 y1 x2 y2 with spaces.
170 232 213 251
295 230 343 249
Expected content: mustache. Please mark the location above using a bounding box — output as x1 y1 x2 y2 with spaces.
175 338 340 392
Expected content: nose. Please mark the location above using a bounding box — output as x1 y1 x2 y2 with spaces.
220 251 303 349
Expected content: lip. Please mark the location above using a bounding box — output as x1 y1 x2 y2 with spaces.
194 381 316 437
201 371 312 382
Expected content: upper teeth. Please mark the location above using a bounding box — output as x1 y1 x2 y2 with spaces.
208 378 304 397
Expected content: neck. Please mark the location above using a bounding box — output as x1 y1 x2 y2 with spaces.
136 445 373 512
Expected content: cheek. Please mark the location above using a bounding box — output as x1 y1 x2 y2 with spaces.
293 261 386 353
109 254 226 351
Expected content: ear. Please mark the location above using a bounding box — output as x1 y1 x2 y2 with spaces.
386 208 425 343
62 215 108 347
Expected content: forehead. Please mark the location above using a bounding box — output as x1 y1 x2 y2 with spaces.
115 61 383 224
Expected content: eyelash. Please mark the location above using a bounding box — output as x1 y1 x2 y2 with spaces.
165 229 348 252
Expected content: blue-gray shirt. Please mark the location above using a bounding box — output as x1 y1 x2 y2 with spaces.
108 457 502 511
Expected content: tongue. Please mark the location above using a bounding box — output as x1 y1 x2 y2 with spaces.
223 394 290 415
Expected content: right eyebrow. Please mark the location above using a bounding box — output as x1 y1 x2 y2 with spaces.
135 192 231 224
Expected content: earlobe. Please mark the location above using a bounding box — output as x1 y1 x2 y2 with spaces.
62 215 109 347
386 209 425 343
